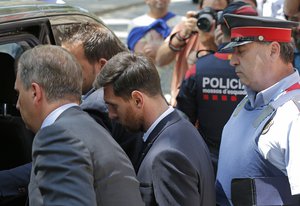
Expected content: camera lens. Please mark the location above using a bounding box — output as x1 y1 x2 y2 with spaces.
197 14 214 32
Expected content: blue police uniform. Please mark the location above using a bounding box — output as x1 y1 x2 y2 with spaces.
216 14 300 205
176 47 245 172
216 71 300 205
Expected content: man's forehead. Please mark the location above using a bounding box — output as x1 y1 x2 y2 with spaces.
202 0 227 9
234 42 267 53
103 85 121 100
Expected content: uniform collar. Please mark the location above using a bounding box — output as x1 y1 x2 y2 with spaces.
246 70 300 109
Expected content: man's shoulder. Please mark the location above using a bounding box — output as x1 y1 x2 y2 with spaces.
195 53 233 73
157 111 199 139
146 117 208 163
51 107 106 134
80 88 107 112
166 15 184 28
277 94 300 114
195 53 215 68
130 14 155 27
60 106 88 119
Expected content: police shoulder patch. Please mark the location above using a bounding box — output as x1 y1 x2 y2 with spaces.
261 119 274 135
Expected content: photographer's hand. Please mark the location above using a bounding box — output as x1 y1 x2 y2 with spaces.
214 24 223 46
155 11 198 67
181 11 198 37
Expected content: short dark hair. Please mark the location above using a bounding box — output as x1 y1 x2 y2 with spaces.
94 52 163 100
61 22 128 63
279 42 294 64
259 42 294 64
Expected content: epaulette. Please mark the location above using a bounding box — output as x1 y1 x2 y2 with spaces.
233 97 248 117
234 92 300 129
253 105 274 128
254 92 300 128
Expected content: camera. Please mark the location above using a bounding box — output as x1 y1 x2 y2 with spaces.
194 7 217 32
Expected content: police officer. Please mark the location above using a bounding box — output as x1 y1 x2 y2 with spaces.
216 14 300 205
176 1 257 173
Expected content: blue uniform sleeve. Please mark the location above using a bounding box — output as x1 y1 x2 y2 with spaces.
176 71 198 124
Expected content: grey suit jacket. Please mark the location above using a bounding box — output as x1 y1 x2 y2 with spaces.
29 106 144 206
137 110 216 206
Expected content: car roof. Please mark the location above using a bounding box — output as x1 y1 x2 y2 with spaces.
0 1 101 24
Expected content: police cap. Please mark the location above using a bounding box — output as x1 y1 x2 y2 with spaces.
217 1 258 25
221 14 299 51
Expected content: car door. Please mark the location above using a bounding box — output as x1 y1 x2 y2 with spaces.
0 18 55 171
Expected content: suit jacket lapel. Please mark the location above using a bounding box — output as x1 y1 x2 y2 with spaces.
136 110 181 171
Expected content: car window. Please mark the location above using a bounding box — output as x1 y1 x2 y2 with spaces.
0 43 24 59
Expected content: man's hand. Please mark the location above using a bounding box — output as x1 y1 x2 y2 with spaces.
214 24 223 46
181 11 198 37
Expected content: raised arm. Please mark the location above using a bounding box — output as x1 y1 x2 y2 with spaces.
156 11 198 67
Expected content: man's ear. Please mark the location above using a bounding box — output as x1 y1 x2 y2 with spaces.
96 58 107 73
31 82 43 105
270 42 280 59
131 90 144 108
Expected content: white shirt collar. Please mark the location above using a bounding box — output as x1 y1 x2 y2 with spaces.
41 103 78 129
142 106 174 142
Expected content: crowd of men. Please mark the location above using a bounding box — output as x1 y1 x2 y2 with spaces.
1 0 300 205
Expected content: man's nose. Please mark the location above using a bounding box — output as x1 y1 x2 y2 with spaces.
16 98 20 111
108 110 118 120
230 53 239 67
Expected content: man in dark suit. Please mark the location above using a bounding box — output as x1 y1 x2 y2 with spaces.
14 45 144 205
61 22 143 164
0 23 143 205
0 163 31 205
94 51 216 206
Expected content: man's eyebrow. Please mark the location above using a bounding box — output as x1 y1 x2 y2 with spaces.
104 101 114 105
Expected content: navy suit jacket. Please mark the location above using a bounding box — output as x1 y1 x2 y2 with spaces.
137 110 216 206
0 162 31 203
28 106 143 206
